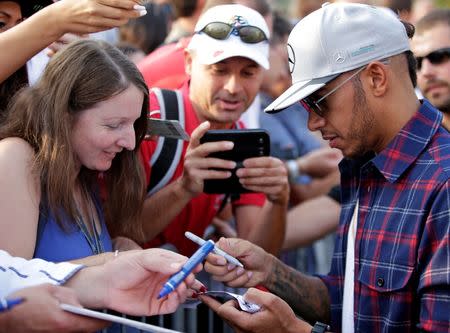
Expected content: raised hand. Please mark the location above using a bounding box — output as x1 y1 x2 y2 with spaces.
180 121 236 196
237 156 289 205
44 0 148 35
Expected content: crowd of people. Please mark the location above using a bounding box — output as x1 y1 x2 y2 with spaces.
0 0 449 332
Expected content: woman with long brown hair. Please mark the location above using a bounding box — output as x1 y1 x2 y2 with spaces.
0 39 148 264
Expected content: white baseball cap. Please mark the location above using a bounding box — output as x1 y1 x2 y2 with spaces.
187 4 270 69
264 2 410 113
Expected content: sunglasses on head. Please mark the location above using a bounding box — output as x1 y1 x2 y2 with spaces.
416 47 450 71
199 21 268 44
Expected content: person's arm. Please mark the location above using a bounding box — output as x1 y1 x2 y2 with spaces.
140 121 237 241
0 0 146 83
0 138 41 259
234 156 289 255
265 253 331 324
283 195 340 250
417 181 450 332
65 248 203 316
0 250 83 298
288 147 341 204
235 195 288 256
140 177 196 241
204 238 331 324
0 248 203 332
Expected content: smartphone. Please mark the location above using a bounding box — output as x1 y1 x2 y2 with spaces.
199 129 270 194
147 118 189 141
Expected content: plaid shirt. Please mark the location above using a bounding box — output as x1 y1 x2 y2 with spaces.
320 100 450 332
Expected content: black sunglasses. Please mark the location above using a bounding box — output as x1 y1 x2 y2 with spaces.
416 47 450 71
199 21 267 44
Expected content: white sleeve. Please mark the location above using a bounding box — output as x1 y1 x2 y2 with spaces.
0 250 84 298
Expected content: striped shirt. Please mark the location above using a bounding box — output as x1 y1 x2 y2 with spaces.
0 250 83 298
320 100 450 332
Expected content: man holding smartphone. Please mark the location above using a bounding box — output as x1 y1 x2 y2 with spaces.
139 4 289 256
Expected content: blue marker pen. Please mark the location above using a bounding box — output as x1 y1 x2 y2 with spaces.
158 240 215 299
0 297 24 312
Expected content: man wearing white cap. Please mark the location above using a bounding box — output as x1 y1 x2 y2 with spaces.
139 4 289 256
201 3 450 332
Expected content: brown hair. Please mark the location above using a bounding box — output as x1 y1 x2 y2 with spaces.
0 39 148 239
415 8 450 33
0 65 28 116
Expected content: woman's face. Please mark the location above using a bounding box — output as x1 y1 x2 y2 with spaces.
71 84 144 172
0 2 22 32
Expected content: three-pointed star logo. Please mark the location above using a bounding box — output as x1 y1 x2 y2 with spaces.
288 44 295 74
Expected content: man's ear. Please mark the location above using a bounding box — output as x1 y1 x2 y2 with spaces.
185 50 193 76
365 61 388 97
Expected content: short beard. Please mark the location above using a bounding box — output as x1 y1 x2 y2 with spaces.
438 98 450 114
347 76 375 158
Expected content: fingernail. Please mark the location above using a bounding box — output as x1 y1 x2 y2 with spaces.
227 264 236 271
216 257 227 265
133 4 146 10
138 9 147 16
247 271 253 278
200 286 207 293
225 142 234 149
236 267 244 276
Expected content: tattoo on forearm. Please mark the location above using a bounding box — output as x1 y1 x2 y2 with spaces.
266 258 330 324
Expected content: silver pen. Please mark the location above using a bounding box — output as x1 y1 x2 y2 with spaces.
184 231 244 268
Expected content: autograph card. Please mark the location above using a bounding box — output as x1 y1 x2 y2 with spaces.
60 304 181 333
147 118 189 141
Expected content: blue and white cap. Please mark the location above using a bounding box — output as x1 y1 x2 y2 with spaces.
265 2 410 113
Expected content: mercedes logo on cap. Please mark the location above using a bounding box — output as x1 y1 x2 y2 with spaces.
288 44 295 74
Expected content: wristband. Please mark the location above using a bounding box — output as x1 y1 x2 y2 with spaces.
286 159 299 182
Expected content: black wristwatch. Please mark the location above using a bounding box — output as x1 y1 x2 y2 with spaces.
311 322 331 333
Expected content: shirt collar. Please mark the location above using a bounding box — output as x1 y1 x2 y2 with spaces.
371 99 443 183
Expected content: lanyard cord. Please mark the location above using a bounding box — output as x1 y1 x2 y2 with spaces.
74 190 104 255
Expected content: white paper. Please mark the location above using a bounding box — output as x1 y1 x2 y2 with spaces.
60 304 182 333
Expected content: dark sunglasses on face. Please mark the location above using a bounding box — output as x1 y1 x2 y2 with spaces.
199 21 268 44
416 47 450 71
300 65 367 118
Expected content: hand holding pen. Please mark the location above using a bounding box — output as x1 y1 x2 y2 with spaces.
203 237 272 290
158 240 215 299
185 232 244 268
0 297 23 312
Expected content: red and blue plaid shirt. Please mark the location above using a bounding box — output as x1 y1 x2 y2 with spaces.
320 100 450 332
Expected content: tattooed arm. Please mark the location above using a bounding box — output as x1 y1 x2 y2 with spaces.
204 237 331 324
265 254 330 324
